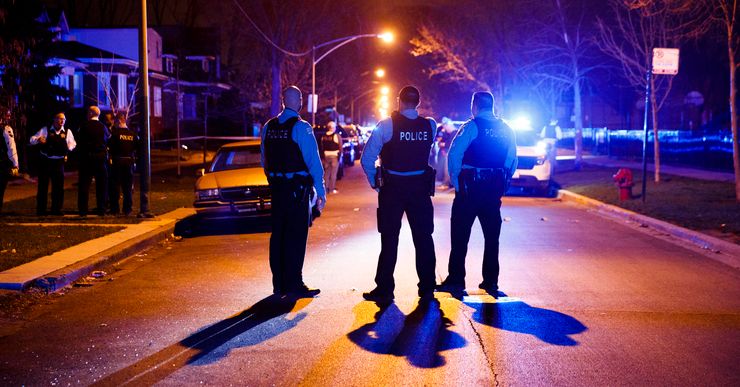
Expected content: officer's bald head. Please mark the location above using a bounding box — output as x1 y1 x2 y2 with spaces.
471 91 494 116
282 86 303 112
88 105 101 119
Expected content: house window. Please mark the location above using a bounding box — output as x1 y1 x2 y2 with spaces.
97 72 111 107
52 75 70 102
153 86 162 117
183 94 197 119
72 73 83 107
117 75 127 110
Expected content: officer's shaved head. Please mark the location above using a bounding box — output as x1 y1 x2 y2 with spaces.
398 85 420 109
282 86 303 112
471 91 494 116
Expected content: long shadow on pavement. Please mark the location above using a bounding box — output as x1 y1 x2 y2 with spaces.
465 295 587 346
94 294 311 385
175 215 271 237
347 300 467 368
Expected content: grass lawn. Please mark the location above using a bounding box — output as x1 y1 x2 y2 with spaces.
1 164 198 224
554 160 740 244
0 224 125 272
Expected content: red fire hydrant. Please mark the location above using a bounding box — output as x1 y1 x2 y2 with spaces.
612 168 634 200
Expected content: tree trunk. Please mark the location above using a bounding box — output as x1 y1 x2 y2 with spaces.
729 35 740 202
650 75 661 183
270 47 282 117
574 78 584 170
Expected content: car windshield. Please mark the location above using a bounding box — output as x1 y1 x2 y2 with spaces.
210 145 262 172
515 130 540 146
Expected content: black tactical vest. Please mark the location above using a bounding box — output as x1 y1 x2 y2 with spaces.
41 128 69 158
322 133 340 152
380 112 433 172
462 117 513 169
78 120 108 157
543 124 558 139
111 127 137 162
263 117 308 174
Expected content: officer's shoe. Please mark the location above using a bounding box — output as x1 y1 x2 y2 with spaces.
418 290 436 303
436 282 466 299
478 282 500 299
286 285 320 298
362 289 394 304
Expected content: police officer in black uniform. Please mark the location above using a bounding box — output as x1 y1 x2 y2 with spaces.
360 86 437 304
77 106 110 217
261 85 326 298
108 113 138 216
30 112 76 215
437 91 517 299
1 107 19 214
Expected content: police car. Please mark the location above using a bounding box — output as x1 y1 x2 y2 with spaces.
193 140 271 218
504 117 554 195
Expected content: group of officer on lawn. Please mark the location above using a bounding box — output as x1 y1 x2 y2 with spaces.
261 85 517 301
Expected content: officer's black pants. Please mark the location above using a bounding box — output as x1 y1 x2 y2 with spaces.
37 157 65 215
0 170 9 213
375 174 436 296
78 156 108 215
109 162 134 215
269 177 311 293
446 173 506 289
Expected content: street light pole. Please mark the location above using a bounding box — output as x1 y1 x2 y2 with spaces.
310 33 393 126
138 0 152 217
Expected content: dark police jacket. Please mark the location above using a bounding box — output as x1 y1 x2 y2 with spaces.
77 119 109 159
109 126 138 165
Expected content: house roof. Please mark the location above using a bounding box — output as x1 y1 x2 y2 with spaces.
49 40 133 62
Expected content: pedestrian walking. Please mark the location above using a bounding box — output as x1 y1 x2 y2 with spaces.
322 121 342 194
29 112 76 216
108 113 138 216
0 108 19 214
76 106 110 217
261 85 326 298
360 85 437 304
437 91 517 299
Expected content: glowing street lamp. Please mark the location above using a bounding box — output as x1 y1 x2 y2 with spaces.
380 86 390 95
375 68 386 78
311 32 394 125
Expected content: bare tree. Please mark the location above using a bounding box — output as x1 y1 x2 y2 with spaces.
520 0 606 170
596 0 706 182
708 0 740 202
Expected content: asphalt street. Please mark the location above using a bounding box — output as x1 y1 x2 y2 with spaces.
0 165 738 386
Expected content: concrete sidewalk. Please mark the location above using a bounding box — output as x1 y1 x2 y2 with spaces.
0 208 194 291
576 155 735 182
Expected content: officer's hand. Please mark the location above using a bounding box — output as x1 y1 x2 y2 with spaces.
317 196 326 212
38 136 46 144
10 167 19 177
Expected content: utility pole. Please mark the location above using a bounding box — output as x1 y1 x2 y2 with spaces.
138 0 152 217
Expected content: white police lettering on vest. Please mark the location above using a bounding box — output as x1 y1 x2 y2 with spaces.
399 131 429 141
267 129 290 140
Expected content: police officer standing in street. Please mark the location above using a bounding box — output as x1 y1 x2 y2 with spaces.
77 106 110 217
30 112 76 216
360 86 437 304
0 107 19 214
437 91 517 299
108 113 138 216
261 85 326 298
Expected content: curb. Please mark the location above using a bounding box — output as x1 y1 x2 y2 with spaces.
32 223 176 292
558 189 740 270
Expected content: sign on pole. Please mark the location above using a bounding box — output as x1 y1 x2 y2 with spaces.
307 94 318 113
652 48 680 75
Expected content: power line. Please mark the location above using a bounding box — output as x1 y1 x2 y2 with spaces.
232 0 311 57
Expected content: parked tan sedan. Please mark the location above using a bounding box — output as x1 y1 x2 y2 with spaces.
193 140 271 219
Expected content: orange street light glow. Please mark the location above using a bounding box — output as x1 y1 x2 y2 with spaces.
375 68 386 78
380 86 390 95
378 32 394 43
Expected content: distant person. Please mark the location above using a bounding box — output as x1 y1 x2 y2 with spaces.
30 112 76 216
76 106 110 217
261 85 326 298
322 121 342 194
435 117 457 189
108 113 138 216
540 118 562 165
360 85 437 304
0 108 19 214
437 91 517 299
